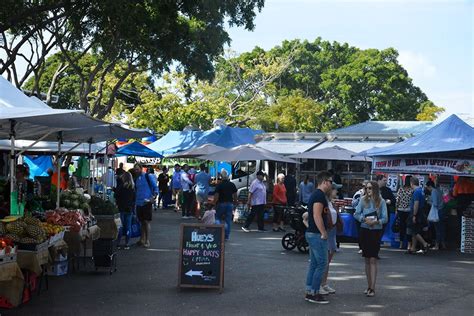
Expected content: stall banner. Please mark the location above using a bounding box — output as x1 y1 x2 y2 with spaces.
373 157 474 176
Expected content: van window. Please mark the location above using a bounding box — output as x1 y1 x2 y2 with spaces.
232 161 256 179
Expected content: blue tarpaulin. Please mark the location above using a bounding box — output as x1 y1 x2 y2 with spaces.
23 155 53 180
116 141 164 158
148 126 263 156
366 115 474 156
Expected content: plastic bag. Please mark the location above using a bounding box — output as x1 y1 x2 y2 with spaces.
130 215 141 238
427 204 439 222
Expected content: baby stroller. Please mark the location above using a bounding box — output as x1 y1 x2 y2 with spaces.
281 206 309 253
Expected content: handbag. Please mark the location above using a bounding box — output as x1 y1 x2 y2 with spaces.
130 214 141 238
427 204 439 222
391 214 400 233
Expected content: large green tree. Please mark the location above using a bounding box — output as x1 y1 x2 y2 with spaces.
1 0 265 118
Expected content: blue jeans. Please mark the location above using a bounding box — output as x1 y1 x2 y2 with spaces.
216 202 234 240
305 232 328 294
118 212 132 246
434 209 446 244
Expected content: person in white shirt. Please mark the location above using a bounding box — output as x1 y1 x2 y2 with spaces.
180 164 194 219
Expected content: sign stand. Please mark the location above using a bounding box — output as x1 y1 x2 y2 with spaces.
178 223 225 292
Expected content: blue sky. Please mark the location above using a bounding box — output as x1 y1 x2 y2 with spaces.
226 0 473 118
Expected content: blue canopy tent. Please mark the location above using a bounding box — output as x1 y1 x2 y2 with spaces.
23 155 54 180
148 126 263 156
366 115 474 176
116 141 164 158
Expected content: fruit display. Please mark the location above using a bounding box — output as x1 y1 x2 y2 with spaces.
2 216 48 245
45 209 86 232
0 236 14 254
59 190 90 212
89 196 118 216
40 222 65 236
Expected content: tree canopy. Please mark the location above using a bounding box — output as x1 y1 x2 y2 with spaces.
1 0 265 118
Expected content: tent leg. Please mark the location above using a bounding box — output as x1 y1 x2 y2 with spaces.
9 120 16 216
56 134 62 208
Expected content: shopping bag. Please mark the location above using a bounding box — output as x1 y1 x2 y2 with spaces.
130 215 141 238
427 205 439 222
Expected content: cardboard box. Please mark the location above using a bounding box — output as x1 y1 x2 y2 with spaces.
96 214 122 239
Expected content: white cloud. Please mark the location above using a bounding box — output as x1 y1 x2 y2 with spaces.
398 50 437 80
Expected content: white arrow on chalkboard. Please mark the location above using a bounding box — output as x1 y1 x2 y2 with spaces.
185 270 203 277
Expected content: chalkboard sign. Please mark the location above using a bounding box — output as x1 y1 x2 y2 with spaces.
178 223 225 290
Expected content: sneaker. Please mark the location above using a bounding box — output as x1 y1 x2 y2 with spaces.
366 289 375 297
322 285 336 294
144 241 150 248
318 286 329 295
358 249 363 254
257 229 267 233
364 288 370 294
304 293 314 301
307 294 329 304
182 216 187 219
123 246 130 250
272 228 279 232
241 227 250 233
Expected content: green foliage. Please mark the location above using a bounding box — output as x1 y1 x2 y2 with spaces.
416 101 445 121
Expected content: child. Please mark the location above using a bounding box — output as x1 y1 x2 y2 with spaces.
201 203 216 225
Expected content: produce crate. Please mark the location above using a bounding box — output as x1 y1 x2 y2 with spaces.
16 240 48 252
461 216 474 254
0 253 17 265
94 253 117 274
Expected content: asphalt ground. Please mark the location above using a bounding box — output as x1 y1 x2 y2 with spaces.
4 209 474 316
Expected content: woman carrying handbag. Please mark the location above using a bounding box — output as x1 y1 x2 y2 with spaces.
354 181 388 297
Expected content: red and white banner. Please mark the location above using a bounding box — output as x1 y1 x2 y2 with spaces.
372 157 474 177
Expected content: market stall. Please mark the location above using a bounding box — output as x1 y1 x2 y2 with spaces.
366 115 474 251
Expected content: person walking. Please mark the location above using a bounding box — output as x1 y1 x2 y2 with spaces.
242 171 267 232
407 177 430 254
299 175 314 206
116 171 135 250
320 183 340 295
157 166 170 209
284 169 297 207
147 167 158 211
354 181 388 297
195 163 211 219
396 176 413 250
180 164 194 219
213 169 238 241
304 171 333 304
134 164 158 248
272 173 287 232
376 175 396 242
425 180 446 250
171 164 183 211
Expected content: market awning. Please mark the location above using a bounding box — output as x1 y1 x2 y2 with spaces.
166 144 226 158
366 115 474 156
116 141 163 158
289 145 371 162
198 144 299 164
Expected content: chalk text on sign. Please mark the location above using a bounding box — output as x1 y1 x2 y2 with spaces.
191 231 215 242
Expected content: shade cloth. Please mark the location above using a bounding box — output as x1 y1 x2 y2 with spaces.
198 144 299 164
116 141 163 158
166 144 226 158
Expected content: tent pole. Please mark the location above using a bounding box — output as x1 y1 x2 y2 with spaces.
88 142 92 193
9 120 16 216
91 153 96 195
103 141 108 200
56 132 62 208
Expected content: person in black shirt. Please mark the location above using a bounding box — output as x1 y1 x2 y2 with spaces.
213 169 237 241
376 174 396 244
284 169 297 206
304 171 333 305
157 167 170 209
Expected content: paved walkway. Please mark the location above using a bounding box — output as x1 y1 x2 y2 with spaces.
6 209 474 315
